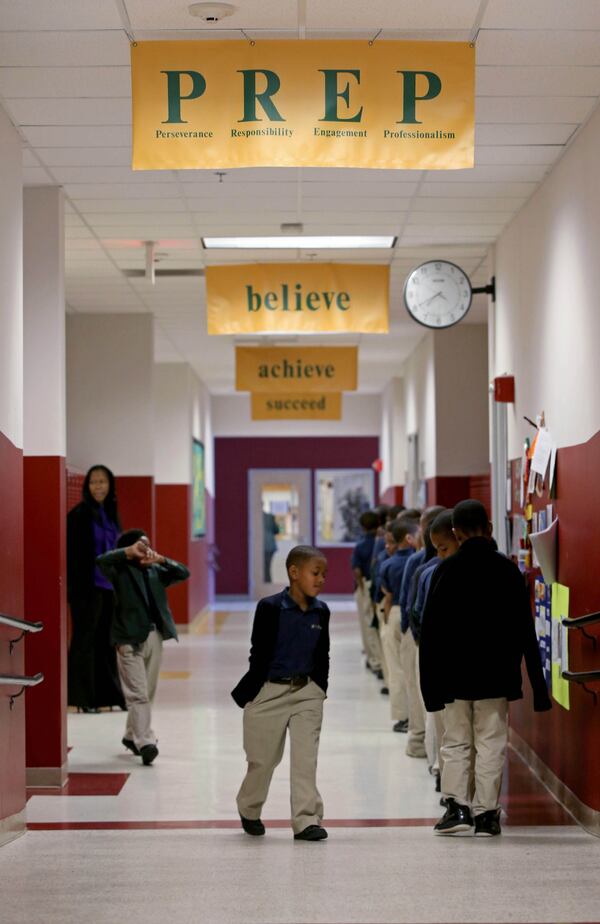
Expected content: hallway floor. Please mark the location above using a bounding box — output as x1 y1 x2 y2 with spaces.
2 603 599 924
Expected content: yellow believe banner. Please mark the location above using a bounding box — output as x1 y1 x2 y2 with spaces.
206 263 388 335
236 346 357 393
131 40 474 171
251 393 342 420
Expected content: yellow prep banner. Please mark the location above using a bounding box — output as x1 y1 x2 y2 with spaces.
207 263 388 335
236 346 357 393
251 393 342 420
131 40 474 170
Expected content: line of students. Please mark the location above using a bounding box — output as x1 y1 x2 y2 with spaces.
352 499 552 837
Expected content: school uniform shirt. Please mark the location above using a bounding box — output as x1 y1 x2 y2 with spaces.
399 548 425 631
419 536 552 713
351 533 376 580
268 590 327 680
409 557 441 642
381 548 415 607
372 546 390 603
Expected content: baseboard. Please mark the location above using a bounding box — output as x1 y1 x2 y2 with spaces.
26 762 68 788
509 728 600 837
0 810 26 848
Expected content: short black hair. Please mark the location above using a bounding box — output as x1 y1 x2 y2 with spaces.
359 510 380 531
400 507 422 521
421 505 446 529
430 510 454 539
392 519 419 544
286 545 326 573
374 504 390 526
452 500 489 535
116 528 147 549
390 504 405 519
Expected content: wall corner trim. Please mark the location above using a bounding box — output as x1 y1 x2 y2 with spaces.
509 728 600 838
0 811 26 848
25 763 68 789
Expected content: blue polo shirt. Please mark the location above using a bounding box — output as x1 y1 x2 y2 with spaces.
268 590 326 679
399 548 425 631
372 545 389 602
351 532 376 579
380 548 415 605
412 557 440 629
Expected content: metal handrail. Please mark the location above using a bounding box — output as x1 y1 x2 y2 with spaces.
562 670 600 685
0 612 44 653
561 611 600 629
0 672 44 709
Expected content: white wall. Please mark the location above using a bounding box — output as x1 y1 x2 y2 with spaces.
66 314 154 475
434 325 489 476
403 333 437 480
23 186 65 457
211 393 381 438
154 362 214 495
494 101 600 460
380 377 406 494
0 106 23 449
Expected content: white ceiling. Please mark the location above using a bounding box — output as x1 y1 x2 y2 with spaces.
2 0 600 393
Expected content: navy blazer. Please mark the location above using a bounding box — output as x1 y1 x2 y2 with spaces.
231 589 330 708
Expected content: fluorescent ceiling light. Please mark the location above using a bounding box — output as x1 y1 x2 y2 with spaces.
202 235 396 249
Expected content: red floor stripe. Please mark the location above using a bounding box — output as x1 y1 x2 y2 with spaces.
27 818 439 831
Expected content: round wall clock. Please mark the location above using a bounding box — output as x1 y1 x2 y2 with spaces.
403 260 473 329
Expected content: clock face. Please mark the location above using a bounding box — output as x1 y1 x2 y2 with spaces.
403 260 472 329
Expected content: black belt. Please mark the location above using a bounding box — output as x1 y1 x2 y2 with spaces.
270 674 309 686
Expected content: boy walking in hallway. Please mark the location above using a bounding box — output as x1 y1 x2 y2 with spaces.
97 529 190 766
419 500 552 837
232 545 330 841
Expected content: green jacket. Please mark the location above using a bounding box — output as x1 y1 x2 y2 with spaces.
96 549 190 646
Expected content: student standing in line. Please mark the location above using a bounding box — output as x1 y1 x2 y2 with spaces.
420 500 552 838
351 511 383 676
232 545 330 841
96 529 190 766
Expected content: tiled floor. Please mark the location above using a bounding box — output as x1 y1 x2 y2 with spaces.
1 602 599 923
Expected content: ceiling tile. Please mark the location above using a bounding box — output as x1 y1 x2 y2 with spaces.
476 96 596 124
476 65 600 97
475 123 576 144
477 29 600 66
0 67 130 99
0 31 129 67
6 98 131 126
482 0 600 30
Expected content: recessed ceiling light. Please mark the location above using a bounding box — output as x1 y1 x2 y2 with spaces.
202 235 396 249
188 2 237 22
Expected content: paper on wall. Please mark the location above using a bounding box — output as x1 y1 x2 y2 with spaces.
531 427 554 479
529 516 558 585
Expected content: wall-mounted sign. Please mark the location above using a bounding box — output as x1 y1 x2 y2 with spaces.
207 263 389 335
236 346 357 393
131 40 474 171
251 392 342 420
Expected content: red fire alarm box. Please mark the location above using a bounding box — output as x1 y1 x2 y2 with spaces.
494 375 515 403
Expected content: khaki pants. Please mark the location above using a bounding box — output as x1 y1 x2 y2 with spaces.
354 581 382 671
380 606 408 722
116 629 163 749
237 680 325 834
441 698 508 816
400 628 426 757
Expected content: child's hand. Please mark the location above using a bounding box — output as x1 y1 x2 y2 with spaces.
139 548 166 567
125 539 150 561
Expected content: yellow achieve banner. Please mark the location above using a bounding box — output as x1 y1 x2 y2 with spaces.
236 346 357 393
206 263 388 335
131 40 474 171
251 393 342 420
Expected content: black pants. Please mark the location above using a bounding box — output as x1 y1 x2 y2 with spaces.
264 549 276 583
68 588 125 710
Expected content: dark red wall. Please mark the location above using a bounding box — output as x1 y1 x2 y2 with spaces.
511 430 600 812
0 432 26 825
215 437 379 595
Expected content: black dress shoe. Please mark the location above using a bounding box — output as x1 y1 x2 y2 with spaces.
474 809 502 837
140 744 159 766
122 737 140 756
380 686 389 695
294 825 328 841
434 798 473 835
433 769 441 792
393 719 408 732
240 815 265 836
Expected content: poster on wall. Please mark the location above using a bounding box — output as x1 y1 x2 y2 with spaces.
534 577 552 689
551 582 570 710
315 469 374 547
192 438 206 538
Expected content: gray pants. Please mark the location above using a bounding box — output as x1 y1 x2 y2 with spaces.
116 630 163 749
237 680 325 834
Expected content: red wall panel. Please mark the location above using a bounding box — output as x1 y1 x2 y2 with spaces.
24 456 68 773
117 475 155 539
215 437 379 596
511 430 600 812
379 485 404 506
0 432 26 824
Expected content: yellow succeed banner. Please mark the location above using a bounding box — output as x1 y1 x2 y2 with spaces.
207 263 388 335
236 346 357 393
131 40 474 170
251 393 342 420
